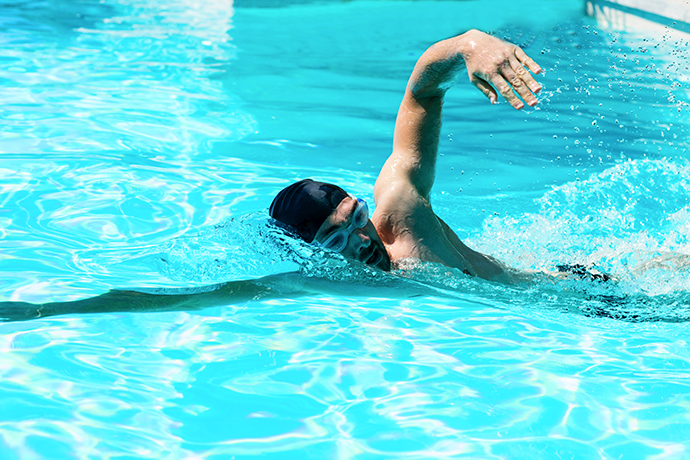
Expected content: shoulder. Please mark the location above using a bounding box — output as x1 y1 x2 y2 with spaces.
373 175 423 229
373 158 424 215
372 175 437 250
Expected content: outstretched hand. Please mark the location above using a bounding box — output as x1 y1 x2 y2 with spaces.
460 30 542 110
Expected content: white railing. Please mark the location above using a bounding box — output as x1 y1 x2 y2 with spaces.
586 0 690 34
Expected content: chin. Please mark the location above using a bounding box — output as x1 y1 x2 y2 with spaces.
377 257 391 271
378 251 392 271
372 243 392 271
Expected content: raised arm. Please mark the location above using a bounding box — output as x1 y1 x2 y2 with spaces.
375 29 542 200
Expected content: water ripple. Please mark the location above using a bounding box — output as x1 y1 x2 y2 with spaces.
2 2 690 459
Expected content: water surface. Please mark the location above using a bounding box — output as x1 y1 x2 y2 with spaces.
1 0 690 458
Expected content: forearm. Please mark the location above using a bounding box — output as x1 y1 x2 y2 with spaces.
0 273 309 321
407 33 472 100
40 282 270 317
410 28 542 106
377 30 542 204
384 31 481 199
0 270 436 322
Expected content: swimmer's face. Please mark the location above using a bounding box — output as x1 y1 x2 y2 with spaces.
313 196 391 271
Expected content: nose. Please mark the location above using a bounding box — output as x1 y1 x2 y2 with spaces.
353 229 372 252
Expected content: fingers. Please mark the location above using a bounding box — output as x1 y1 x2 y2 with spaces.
510 54 541 96
503 58 539 107
513 49 542 95
471 78 498 104
484 47 542 110
489 73 524 109
515 47 542 75
465 40 543 110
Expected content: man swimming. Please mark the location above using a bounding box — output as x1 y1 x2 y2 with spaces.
0 29 543 321
269 29 541 283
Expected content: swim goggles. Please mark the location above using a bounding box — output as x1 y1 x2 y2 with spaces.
315 197 369 253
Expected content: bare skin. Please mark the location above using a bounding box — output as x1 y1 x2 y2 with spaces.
0 270 435 321
315 29 543 283
0 30 544 321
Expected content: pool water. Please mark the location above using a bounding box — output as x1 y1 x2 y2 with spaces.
2 0 690 457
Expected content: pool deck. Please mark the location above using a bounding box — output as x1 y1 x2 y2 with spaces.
586 0 690 35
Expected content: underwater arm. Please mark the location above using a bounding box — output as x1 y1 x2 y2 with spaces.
0 272 311 322
375 29 542 200
0 271 434 322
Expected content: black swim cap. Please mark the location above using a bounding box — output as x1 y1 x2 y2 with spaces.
269 179 349 243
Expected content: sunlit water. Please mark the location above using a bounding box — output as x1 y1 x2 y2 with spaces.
2 0 690 458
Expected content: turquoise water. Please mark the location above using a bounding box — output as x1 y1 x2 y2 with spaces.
2 0 690 457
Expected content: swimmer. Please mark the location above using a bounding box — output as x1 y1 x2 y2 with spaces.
270 29 541 283
0 30 544 321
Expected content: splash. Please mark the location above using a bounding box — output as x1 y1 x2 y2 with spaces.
156 211 390 287
469 157 690 321
156 212 298 283
157 157 690 323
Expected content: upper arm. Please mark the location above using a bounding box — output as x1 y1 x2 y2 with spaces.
374 90 444 205
374 30 543 209
374 38 462 205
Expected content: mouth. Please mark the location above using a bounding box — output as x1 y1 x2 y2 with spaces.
365 247 382 266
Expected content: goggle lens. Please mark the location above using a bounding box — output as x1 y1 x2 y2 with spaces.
322 233 347 251
318 197 369 253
